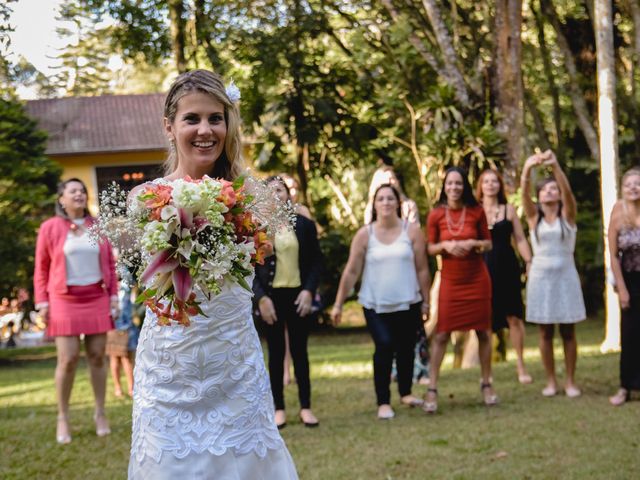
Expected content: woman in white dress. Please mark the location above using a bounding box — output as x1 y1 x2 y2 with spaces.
128 70 298 480
521 150 586 399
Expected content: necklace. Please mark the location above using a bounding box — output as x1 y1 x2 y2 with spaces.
69 218 86 235
486 204 501 230
445 206 466 236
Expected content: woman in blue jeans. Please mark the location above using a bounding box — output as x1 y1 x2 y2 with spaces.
331 184 431 419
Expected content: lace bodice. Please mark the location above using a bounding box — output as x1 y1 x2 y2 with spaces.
530 218 576 260
618 227 640 272
130 278 284 465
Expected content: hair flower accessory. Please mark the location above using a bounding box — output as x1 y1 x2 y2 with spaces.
226 81 241 102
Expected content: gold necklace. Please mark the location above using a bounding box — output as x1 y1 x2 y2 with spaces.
445 206 466 236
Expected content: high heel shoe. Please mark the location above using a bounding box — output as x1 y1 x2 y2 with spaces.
56 415 72 445
481 382 499 406
94 411 111 437
422 388 438 414
609 388 630 406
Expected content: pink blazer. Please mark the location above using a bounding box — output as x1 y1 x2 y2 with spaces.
34 216 118 305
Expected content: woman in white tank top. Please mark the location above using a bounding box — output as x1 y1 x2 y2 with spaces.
331 185 431 420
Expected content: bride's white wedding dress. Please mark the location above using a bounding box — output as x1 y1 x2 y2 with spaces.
128 278 298 479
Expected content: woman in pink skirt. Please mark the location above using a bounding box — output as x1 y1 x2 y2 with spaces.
34 178 118 444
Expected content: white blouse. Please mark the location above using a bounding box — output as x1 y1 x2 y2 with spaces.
63 219 102 286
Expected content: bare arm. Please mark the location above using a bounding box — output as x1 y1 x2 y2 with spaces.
409 224 431 316
508 204 533 264
608 201 629 309
544 150 577 225
330 227 369 324
521 154 540 223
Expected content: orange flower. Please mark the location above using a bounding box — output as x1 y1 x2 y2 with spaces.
253 231 272 264
218 180 237 208
142 184 173 210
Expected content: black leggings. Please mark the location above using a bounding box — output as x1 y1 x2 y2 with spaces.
621 272 640 391
263 287 311 410
363 303 421 405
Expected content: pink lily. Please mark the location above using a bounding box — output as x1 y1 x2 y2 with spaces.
172 266 193 301
179 208 193 229
140 250 179 285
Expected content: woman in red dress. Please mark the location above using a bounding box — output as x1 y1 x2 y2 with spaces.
425 167 497 413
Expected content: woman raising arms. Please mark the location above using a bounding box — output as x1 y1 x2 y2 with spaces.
521 150 586 398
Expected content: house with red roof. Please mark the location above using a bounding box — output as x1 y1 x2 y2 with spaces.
25 94 167 212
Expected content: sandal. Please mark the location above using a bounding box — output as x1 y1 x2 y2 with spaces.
422 388 438 414
517 373 533 384
56 415 72 445
94 411 111 437
400 395 424 408
564 385 582 399
609 388 630 406
481 382 499 406
377 404 395 420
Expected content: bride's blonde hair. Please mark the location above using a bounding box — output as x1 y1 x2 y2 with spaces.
163 69 244 180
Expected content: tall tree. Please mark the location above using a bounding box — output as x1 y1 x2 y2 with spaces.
0 98 61 296
168 0 187 73
541 0 600 161
595 0 621 352
494 0 524 188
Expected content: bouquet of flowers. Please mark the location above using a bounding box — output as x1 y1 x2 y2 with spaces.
92 175 294 327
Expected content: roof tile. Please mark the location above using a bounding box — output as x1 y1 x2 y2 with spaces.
25 94 168 155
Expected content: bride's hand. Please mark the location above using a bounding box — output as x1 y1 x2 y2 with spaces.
258 296 277 324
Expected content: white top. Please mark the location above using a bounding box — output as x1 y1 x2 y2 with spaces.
358 221 422 313
63 220 102 286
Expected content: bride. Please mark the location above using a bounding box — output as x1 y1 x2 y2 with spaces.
127 70 298 479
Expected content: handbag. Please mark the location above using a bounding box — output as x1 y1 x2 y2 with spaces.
105 328 129 357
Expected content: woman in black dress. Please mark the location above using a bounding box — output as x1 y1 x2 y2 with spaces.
608 167 640 406
476 169 533 384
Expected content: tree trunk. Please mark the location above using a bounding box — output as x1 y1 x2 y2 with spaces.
595 0 621 352
532 0 562 155
523 86 552 151
493 0 523 190
541 0 600 162
627 0 640 159
379 0 452 93
194 0 224 72
420 0 472 107
168 0 187 73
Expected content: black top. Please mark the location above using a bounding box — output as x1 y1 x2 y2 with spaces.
253 214 323 301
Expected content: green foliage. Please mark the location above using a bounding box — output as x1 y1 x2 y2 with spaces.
0 98 61 296
9 0 639 310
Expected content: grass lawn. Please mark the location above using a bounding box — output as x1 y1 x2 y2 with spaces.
0 315 638 479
